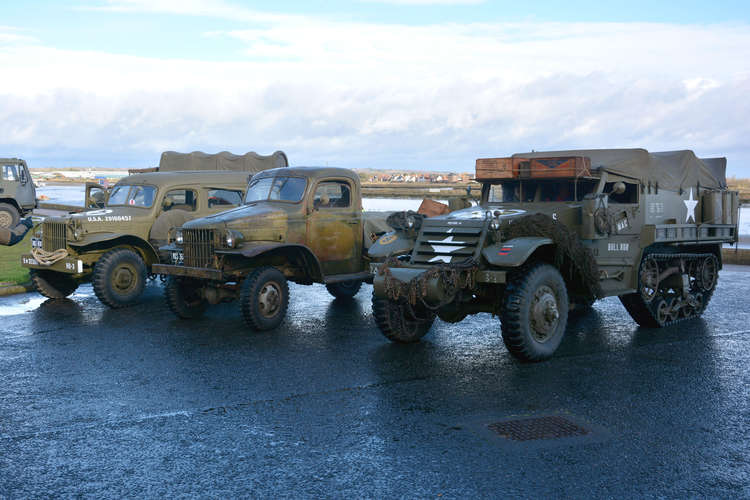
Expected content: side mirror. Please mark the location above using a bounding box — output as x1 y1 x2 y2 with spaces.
611 182 626 195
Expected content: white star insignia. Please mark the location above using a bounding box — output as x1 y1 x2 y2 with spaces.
427 236 465 263
684 188 698 223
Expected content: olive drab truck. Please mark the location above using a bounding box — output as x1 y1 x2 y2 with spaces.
0 158 36 229
152 166 394 330
369 149 738 362
20 150 288 308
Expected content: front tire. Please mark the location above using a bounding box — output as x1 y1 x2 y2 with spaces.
325 280 362 299
0 202 20 229
372 293 435 343
240 267 289 331
164 276 207 319
501 263 569 362
92 248 147 308
30 269 78 298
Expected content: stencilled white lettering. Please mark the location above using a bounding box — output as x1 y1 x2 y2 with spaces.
608 243 630 252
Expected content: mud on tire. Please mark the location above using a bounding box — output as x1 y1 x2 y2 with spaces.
372 293 435 343
165 276 207 319
240 266 289 331
92 248 147 308
501 262 569 362
325 280 362 299
30 269 78 299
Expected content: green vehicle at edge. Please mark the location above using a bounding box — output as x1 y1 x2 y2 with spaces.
0 158 36 229
20 151 287 308
368 149 739 362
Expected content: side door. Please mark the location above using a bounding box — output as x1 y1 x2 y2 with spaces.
306 179 362 276
85 182 109 209
149 188 199 246
16 162 36 209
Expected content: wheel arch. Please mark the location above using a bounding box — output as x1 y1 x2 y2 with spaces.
238 243 324 283
77 235 160 265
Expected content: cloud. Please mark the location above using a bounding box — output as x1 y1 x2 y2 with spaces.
1 14 749 174
360 0 484 4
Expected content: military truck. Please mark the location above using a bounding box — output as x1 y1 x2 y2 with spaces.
153 167 393 330
21 150 287 308
0 158 36 229
369 149 738 361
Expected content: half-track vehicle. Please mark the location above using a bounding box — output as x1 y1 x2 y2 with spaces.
0 158 36 229
21 150 287 308
369 149 738 361
153 166 393 330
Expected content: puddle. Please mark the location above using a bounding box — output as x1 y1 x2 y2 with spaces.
0 294 48 316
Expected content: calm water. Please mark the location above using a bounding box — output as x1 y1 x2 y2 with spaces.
36 183 750 235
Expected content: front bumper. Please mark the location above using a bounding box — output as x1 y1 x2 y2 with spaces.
152 263 223 281
21 254 85 274
373 266 507 303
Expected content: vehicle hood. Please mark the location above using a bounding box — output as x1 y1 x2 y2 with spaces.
182 203 289 242
45 207 152 234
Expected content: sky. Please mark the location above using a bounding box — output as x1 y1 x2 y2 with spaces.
1 1 749 175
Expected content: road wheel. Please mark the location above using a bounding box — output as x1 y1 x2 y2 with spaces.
164 276 207 319
92 248 147 308
372 293 435 343
501 263 569 362
0 203 20 229
240 267 289 331
30 269 78 298
325 280 362 299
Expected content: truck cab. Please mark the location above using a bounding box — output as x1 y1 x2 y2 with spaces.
0 158 36 229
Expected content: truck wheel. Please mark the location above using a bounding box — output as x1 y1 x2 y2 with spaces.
372 293 435 343
325 280 362 299
30 269 78 298
240 267 289 331
92 248 147 308
164 277 207 319
501 263 569 362
0 203 20 229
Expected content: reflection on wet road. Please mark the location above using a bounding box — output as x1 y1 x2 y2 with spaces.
0 267 749 497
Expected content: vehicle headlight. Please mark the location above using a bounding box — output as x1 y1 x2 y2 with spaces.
225 229 243 248
490 218 501 231
175 229 184 245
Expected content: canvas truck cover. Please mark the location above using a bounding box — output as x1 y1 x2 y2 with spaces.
512 149 726 191
158 150 288 173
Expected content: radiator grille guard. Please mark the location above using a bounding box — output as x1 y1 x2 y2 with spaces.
42 222 67 252
410 218 486 265
183 229 217 268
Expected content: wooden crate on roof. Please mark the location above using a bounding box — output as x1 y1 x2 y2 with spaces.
525 156 591 178
475 158 515 180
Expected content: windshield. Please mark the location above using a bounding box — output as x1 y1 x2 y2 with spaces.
107 185 157 207
486 180 596 203
245 176 307 203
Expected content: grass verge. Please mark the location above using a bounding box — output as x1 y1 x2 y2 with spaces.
0 230 32 285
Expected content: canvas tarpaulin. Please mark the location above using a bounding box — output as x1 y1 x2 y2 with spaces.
513 149 726 192
158 151 288 173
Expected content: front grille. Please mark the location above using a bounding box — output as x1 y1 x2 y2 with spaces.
42 222 67 251
183 229 217 268
411 219 485 264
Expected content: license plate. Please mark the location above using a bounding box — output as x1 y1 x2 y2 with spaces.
171 251 184 265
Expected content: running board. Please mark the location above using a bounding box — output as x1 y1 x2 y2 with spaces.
324 271 371 285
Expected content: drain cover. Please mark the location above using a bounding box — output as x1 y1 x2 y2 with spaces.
487 415 590 442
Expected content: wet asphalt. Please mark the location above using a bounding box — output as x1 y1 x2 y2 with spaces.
0 268 749 498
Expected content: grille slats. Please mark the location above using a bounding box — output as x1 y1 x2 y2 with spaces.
411 219 486 264
42 222 67 251
183 229 216 268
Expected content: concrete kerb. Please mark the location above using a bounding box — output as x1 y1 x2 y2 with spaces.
0 282 33 297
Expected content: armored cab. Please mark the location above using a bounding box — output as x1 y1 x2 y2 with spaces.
369 149 738 361
0 158 36 229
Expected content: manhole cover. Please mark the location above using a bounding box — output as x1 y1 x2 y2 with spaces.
487 415 590 442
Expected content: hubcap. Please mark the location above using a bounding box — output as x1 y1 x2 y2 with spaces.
258 281 282 318
112 264 137 293
0 211 12 229
530 285 559 342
